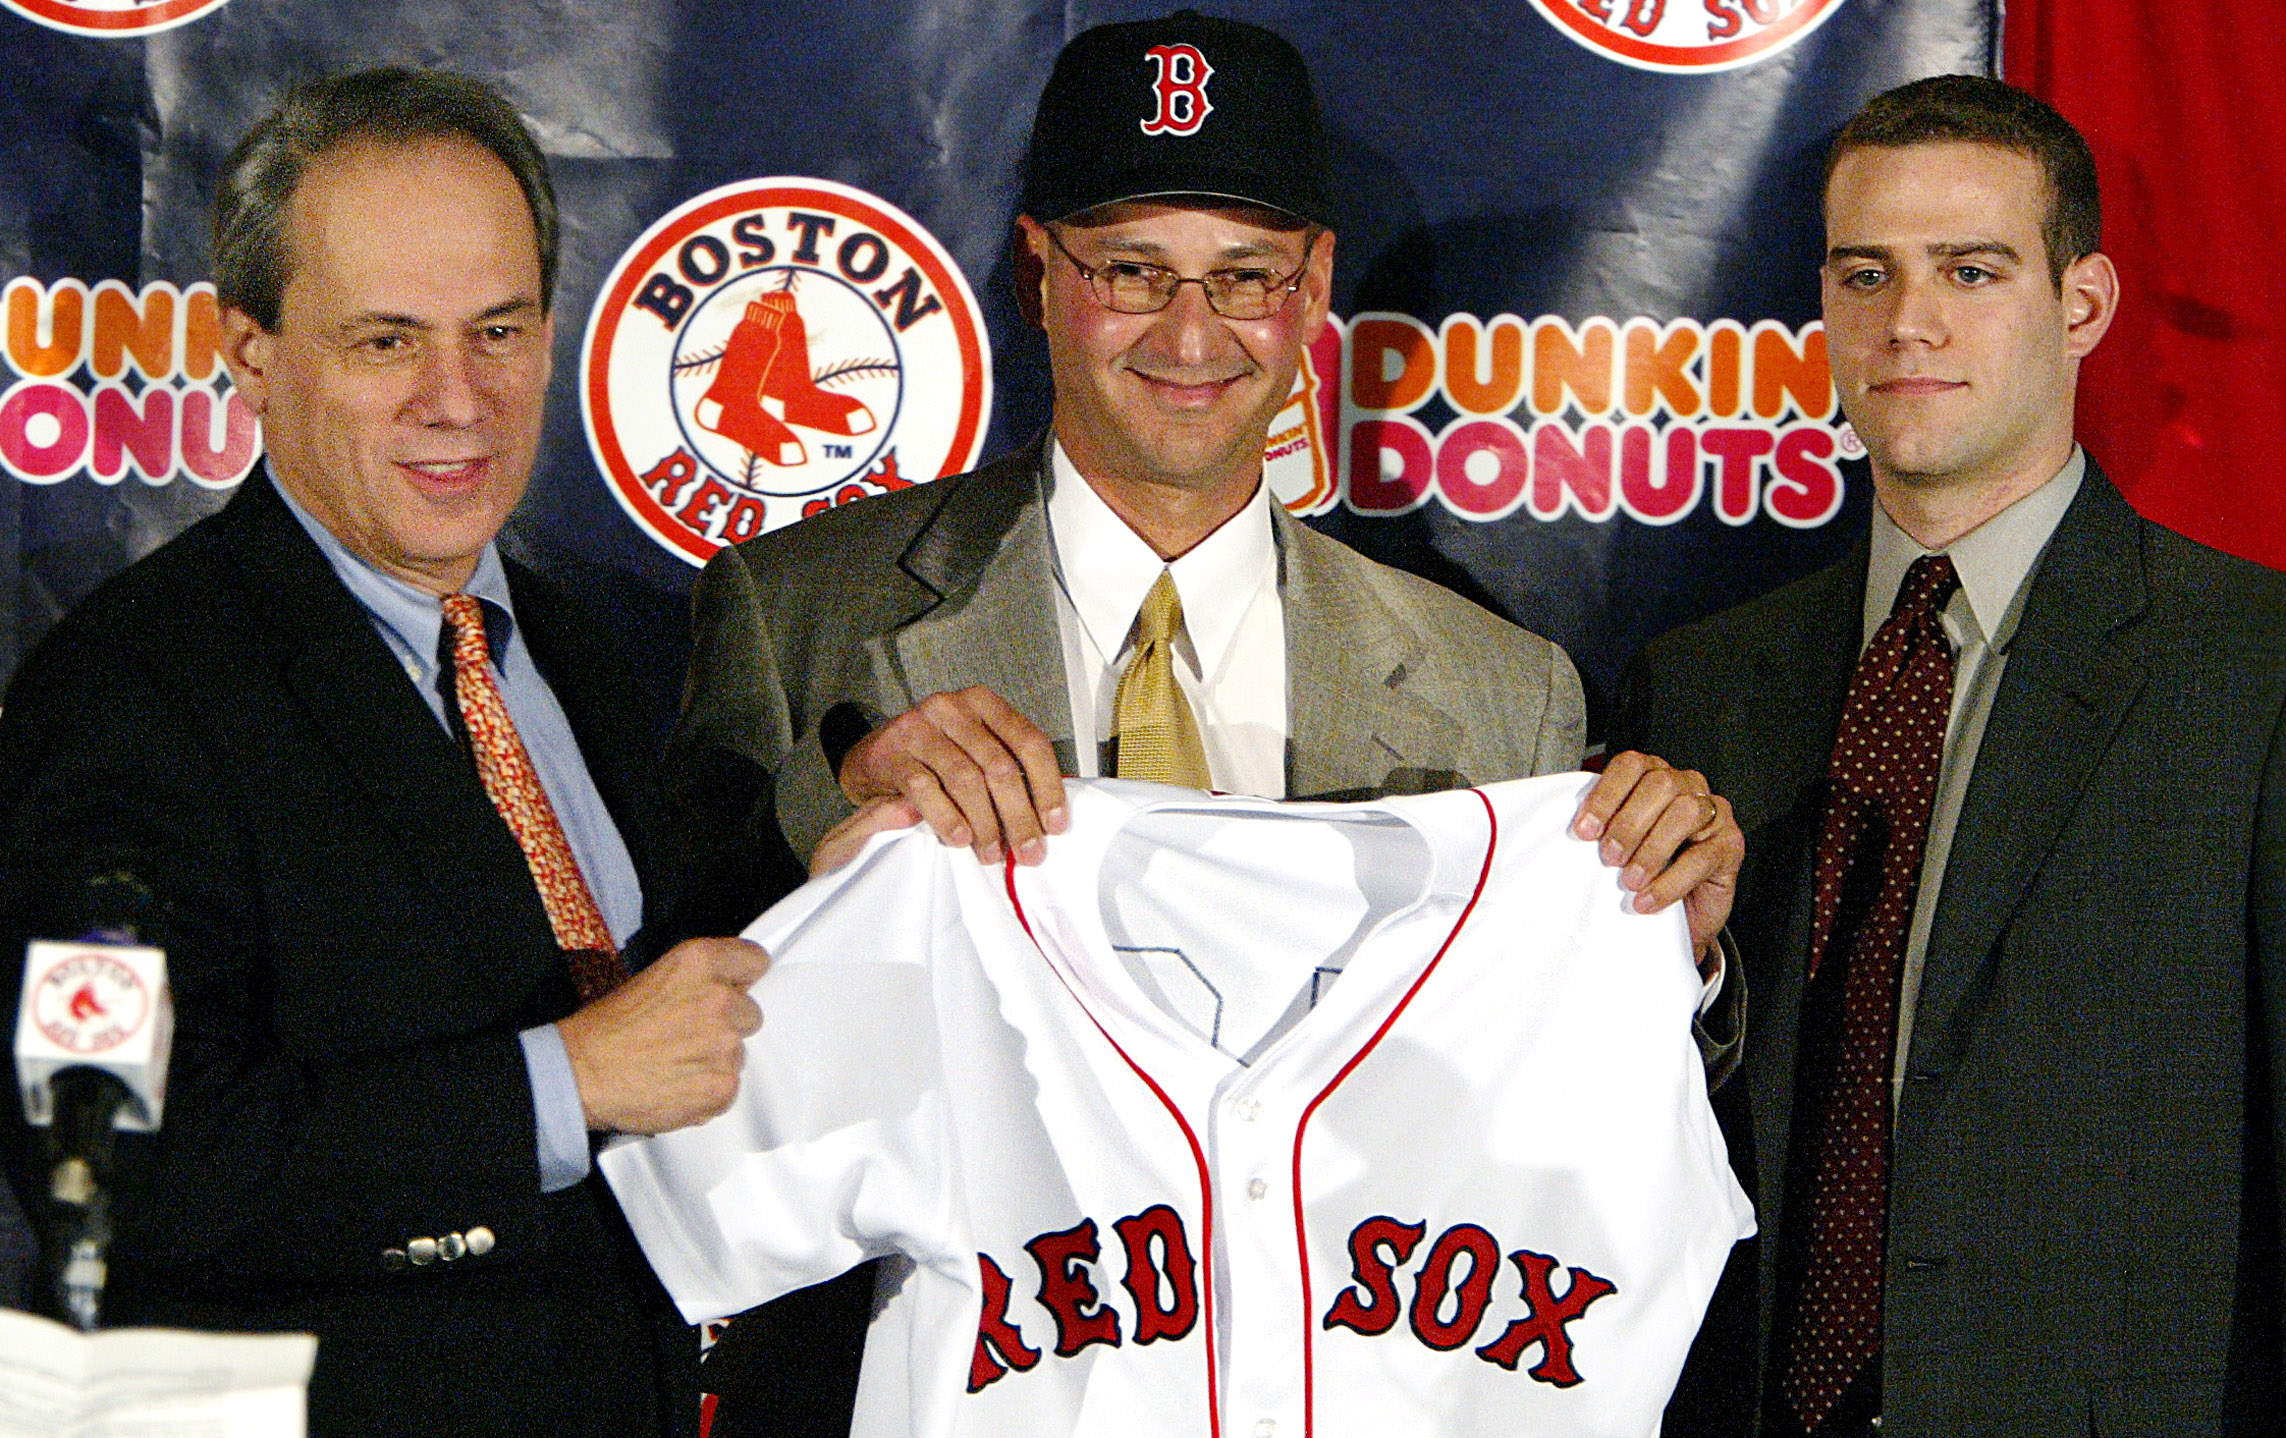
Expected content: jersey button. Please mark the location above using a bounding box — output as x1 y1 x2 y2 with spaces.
1255 1420 1277 1437
1246 1177 1268 1201
1237 1099 1261 1122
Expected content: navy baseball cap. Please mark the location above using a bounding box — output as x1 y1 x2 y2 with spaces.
1019 10 1335 228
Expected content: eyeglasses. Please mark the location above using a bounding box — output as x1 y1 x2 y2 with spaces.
1043 224 1322 320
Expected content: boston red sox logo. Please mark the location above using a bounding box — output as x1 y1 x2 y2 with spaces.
0 0 233 36
31 949 149 1055
1140 43 1215 136
1525 0 1848 73
582 178 991 564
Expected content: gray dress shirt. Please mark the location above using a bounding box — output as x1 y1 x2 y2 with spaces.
1863 449 2085 1094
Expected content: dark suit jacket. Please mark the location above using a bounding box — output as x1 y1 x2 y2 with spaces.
0 473 701 1437
1617 460 2286 1436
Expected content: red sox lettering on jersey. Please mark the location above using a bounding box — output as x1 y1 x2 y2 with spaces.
603 776 1753 1437
969 1207 1616 1393
1140 44 1215 136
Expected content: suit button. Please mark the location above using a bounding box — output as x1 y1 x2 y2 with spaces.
408 1237 439 1267
438 1233 467 1262
381 1248 408 1271
466 1226 496 1257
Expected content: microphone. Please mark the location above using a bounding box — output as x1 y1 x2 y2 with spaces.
13 871 172 1329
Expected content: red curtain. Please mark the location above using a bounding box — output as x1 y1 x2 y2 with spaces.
2006 1 2286 570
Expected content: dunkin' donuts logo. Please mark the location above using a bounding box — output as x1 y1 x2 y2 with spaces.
1286 311 1853 530
30 949 149 1055
0 0 232 36
0 279 259 490
582 179 991 564
1526 0 1847 73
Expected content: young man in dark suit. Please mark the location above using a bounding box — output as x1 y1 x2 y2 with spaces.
0 69 781 1437
1622 76 2286 1436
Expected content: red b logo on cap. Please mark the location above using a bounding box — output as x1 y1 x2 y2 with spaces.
1140 44 1215 137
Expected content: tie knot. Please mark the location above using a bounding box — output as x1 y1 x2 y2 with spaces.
441 593 489 666
1134 570 1186 647
1892 553 1961 618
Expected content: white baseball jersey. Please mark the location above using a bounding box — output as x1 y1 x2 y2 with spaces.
604 774 1754 1438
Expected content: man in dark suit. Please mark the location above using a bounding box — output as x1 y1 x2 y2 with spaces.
0 70 779 1436
1621 76 2286 1435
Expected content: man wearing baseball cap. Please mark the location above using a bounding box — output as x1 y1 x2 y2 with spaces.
671 15 1746 1429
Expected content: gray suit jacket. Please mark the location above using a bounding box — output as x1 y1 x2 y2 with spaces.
671 438 1740 1438
670 436 1584 867
1618 459 2286 1437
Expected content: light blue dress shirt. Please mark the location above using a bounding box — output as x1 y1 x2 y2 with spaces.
275 475 637 1192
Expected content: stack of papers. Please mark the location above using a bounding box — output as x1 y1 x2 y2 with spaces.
0 1309 314 1438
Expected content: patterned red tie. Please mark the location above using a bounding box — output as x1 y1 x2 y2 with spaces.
1783 553 1960 1432
441 594 627 1003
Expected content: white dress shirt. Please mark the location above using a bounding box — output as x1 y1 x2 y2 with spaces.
1045 441 1289 796
1865 447 2085 1093
1042 443 1726 1012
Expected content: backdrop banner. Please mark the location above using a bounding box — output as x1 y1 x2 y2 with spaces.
0 0 2001 717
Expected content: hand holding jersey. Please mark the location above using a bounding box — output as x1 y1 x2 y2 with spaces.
557 936 770 1133
837 685 1070 866
605 774 1753 1438
833 707 1739 969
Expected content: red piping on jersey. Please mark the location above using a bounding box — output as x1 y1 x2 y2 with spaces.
1290 787 1499 1438
1004 856 1223 1438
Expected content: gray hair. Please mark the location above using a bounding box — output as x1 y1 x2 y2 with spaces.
213 67 560 330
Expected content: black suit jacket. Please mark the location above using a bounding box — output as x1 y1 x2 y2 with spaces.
0 473 701 1437
1618 460 2286 1436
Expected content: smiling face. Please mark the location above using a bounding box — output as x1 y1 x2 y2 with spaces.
1822 140 2113 520
1024 201 1332 511
222 135 553 595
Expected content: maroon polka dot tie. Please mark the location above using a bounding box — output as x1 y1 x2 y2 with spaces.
1783 553 1960 1432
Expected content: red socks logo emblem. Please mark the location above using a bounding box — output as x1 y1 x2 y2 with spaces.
694 291 878 468
1140 44 1214 136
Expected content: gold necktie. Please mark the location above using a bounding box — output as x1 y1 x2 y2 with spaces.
1112 571 1211 789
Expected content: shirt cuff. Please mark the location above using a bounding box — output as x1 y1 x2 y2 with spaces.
520 1023 592 1193
1696 933 1731 1016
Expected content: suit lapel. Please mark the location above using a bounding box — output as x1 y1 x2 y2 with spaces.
891 440 1078 769
1907 463 2149 1067
212 473 558 964
1279 511 1461 798
508 556 674 958
1730 547 1864 836
1729 549 1863 1320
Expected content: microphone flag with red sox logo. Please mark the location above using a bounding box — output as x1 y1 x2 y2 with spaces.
602 774 1753 1438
